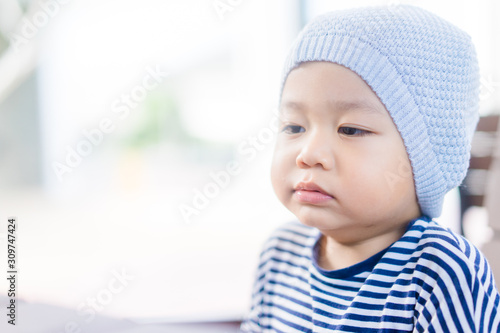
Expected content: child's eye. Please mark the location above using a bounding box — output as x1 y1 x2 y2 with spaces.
338 127 370 136
282 125 305 134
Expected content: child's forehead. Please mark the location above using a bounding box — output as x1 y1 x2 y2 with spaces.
279 62 388 117
279 97 386 117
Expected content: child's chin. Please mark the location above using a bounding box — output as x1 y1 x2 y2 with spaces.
297 217 348 231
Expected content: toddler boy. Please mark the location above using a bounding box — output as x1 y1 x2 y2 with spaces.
240 5 500 332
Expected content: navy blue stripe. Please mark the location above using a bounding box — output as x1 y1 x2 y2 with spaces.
262 300 312 330
310 280 358 302
279 225 311 239
267 279 311 298
264 236 310 251
488 292 500 332
264 292 313 314
263 267 309 284
272 245 311 259
310 273 365 293
258 257 309 274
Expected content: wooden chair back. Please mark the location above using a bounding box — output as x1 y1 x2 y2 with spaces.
459 115 500 234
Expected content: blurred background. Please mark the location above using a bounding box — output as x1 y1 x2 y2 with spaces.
0 0 498 332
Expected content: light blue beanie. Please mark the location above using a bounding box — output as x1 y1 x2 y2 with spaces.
279 5 480 218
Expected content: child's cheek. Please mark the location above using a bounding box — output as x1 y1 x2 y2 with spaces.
270 144 294 200
341 149 404 195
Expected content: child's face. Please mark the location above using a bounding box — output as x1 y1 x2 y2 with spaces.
271 61 421 244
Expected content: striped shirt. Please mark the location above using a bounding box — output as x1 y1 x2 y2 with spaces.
240 217 500 332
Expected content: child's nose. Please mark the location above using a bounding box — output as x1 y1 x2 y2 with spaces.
295 131 334 170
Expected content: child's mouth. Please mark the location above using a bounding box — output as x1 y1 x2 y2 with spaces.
293 181 334 204
294 189 333 204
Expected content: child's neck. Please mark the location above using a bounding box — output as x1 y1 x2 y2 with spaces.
316 224 409 271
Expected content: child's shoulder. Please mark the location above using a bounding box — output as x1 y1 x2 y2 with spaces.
267 220 319 244
404 217 491 281
259 220 319 259
410 217 476 255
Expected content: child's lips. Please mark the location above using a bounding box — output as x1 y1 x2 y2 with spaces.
294 189 333 204
293 181 334 204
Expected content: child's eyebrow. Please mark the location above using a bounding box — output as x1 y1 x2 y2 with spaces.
280 99 384 115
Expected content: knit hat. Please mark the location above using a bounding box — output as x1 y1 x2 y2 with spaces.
279 5 480 218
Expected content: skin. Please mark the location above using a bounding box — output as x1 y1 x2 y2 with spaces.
271 61 421 271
